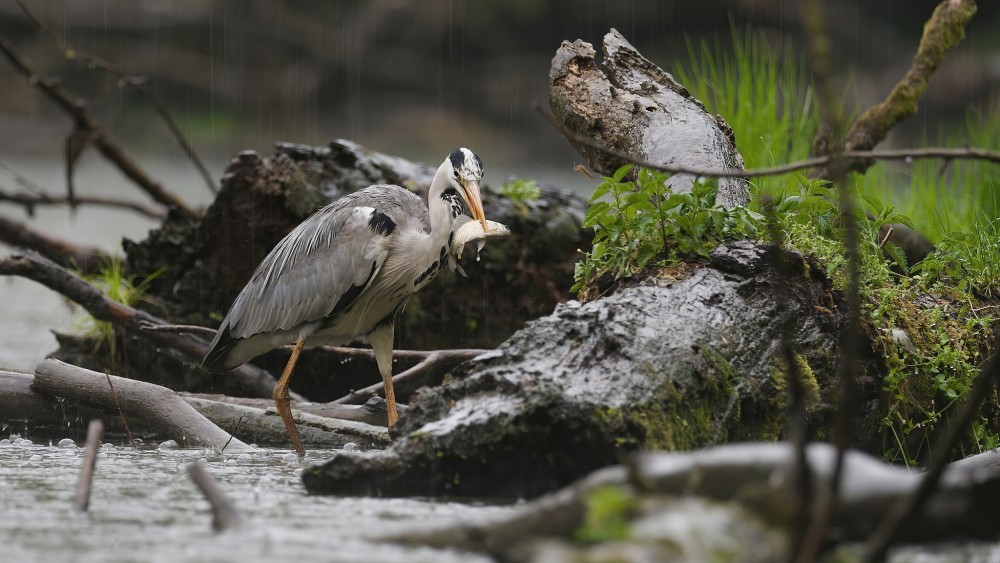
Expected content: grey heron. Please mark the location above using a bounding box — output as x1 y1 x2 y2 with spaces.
203 148 491 455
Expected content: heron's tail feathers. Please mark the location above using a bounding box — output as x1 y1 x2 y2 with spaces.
202 324 241 372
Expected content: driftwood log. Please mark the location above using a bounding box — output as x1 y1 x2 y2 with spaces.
33 358 253 451
0 366 389 448
384 442 1000 560
549 28 749 209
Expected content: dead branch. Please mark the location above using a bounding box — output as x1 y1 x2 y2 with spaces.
0 215 110 274
0 185 166 220
839 0 978 175
0 35 198 218
12 0 216 196
73 418 103 512
332 349 486 405
34 358 252 452
0 252 277 398
186 461 244 532
534 104 1000 179
183 395 390 446
138 320 489 364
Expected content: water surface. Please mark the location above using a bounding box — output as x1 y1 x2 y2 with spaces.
0 439 511 562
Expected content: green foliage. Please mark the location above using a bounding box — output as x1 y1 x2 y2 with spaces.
75 258 165 354
572 165 761 293
498 178 541 202
574 485 636 543
571 26 999 463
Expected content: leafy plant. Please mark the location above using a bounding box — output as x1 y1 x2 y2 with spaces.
572 165 761 294
499 178 541 202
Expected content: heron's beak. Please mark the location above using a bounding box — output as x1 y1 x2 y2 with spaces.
462 180 488 230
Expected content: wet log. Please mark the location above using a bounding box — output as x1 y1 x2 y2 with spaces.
33 358 252 451
549 29 750 209
301 241 875 498
385 442 1000 558
0 368 387 447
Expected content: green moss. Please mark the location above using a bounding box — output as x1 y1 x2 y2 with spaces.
769 352 820 411
574 485 637 543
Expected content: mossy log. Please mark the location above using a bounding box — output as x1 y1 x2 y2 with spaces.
302 241 881 498
548 28 750 209
55 140 588 401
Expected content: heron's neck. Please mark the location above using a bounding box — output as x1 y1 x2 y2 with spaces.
426 166 460 246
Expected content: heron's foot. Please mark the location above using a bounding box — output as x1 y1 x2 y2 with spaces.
274 394 306 457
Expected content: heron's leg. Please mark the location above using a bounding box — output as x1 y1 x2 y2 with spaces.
369 324 398 426
274 335 306 456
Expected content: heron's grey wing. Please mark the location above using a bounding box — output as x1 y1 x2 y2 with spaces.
222 201 392 340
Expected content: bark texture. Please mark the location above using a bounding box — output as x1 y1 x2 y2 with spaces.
549 29 750 209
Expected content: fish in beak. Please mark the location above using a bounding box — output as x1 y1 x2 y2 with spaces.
461 179 488 230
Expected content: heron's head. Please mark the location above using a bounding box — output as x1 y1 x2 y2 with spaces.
446 148 486 229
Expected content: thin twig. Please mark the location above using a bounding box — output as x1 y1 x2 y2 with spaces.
533 103 1000 179
74 418 103 512
13 0 216 195
136 320 489 362
794 0 865 559
104 371 133 445
221 416 244 454
0 35 197 218
0 185 166 220
186 461 244 531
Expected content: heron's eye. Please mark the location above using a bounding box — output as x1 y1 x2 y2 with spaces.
453 170 459 179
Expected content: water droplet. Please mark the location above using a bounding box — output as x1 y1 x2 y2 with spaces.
158 440 178 450
342 442 357 452
0 439 10 447
58 438 76 448
904 156 913 164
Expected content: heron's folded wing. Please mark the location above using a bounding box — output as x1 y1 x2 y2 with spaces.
223 203 390 340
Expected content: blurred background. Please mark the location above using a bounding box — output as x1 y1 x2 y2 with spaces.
0 0 998 370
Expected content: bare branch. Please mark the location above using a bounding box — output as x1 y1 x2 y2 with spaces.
842 0 978 174
0 215 110 274
0 35 198 218
534 103 1000 179
0 252 277 398
0 185 166 220
331 349 486 405
12 0 217 195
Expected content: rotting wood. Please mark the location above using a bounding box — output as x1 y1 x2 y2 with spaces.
187 461 244 532
73 419 103 512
